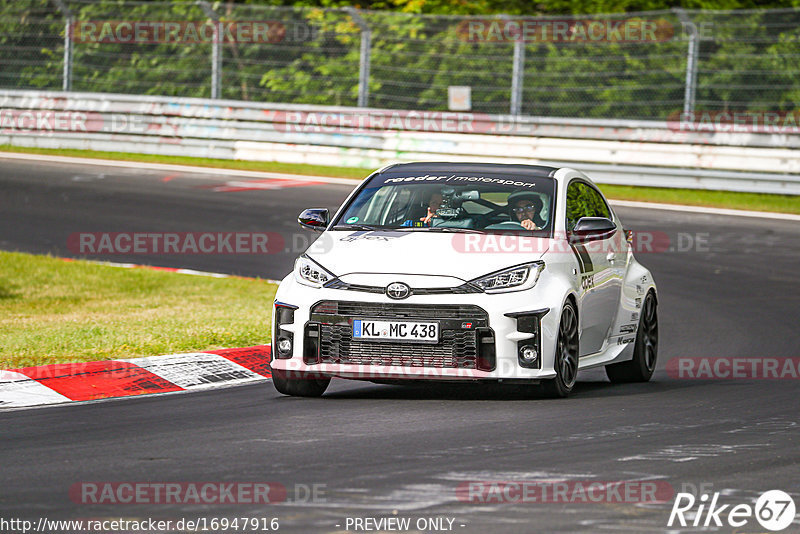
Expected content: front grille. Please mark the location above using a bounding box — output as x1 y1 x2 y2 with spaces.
309 301 490 370
312 301 488 321
319 324 478 368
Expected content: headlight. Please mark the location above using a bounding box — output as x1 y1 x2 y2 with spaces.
470 261 545 293
294 255 336 288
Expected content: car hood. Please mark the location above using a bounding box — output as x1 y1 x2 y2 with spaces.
306 230 549 283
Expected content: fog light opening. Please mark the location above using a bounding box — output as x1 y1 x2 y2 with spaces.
520 345 538 365
278 337 292 355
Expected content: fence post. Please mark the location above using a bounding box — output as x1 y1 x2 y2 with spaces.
498 15 525 116
346 7 371 108
198 1 222 99
674 8 699 116
52 0 73 91
510 39 525 116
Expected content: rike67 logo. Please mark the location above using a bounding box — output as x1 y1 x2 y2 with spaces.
668 490 796 531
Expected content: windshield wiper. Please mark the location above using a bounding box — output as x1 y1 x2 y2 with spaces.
331 224 381 231
425 227 486 234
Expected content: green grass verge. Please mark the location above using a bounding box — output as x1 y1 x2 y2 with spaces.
1 144 797 214
0 251 276 369
597 184 799 215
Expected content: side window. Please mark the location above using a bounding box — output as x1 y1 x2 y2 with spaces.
565 181 588 232
565 181 612 232
584 185 612 219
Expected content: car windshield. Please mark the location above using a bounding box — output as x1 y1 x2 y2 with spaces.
333 172 556 235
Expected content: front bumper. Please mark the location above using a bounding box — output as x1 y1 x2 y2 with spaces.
270 276 559 382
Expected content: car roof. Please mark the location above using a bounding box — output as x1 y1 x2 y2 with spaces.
378 162 559 178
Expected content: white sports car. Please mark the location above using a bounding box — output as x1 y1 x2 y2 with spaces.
271 163 658 397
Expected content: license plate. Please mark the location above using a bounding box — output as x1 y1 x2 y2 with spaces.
352 319 439 343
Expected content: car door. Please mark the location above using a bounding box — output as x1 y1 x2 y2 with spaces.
565 181 624 356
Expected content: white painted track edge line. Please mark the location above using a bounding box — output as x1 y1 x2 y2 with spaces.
76 259 283 285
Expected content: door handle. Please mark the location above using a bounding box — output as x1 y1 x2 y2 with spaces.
606 252 616 264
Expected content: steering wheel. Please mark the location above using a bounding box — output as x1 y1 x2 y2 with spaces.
478 206 513 221
484 221 526 230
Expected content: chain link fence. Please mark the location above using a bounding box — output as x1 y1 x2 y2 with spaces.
1 1 799 120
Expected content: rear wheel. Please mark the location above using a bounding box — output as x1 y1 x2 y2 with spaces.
606 291 658 383
271 368 330 397
541 301 579 398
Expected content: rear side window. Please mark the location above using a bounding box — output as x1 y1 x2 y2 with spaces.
565 181 612 232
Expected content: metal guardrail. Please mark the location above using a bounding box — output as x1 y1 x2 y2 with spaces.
1 90 798 195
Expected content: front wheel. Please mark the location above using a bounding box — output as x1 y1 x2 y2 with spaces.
540 301 579 398
271 368 330 397
606 291 658 383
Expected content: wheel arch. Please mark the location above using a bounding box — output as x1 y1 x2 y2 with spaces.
564 292 578 320
648 287 658 304
563 291 580 342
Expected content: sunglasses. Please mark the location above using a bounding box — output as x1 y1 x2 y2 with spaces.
512 204 537 214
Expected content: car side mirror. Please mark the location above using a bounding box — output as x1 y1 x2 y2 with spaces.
298 208 329 232
570 217 616 242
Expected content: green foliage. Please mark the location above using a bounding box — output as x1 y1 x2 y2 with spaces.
566 181 611 230
0 1 799 119
262 0 800 15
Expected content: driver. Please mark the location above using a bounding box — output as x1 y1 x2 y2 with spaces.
507 191 546 231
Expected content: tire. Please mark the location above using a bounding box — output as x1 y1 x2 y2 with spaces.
271 367 330 397
541 301 579 398
606 291 658 383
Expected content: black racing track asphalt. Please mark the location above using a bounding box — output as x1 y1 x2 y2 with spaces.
1 157 798 533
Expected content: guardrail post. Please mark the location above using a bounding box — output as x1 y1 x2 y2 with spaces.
198 1 222 99
674 8 699 116
52 0 73 91
346 7 371 108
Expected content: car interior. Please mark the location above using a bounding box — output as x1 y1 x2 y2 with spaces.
340 182 554 233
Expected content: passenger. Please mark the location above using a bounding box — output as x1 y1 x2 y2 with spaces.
420 192 443 225
507 191 546 230
400 192 443 227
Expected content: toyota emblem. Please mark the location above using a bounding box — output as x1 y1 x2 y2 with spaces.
386 282 411 300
